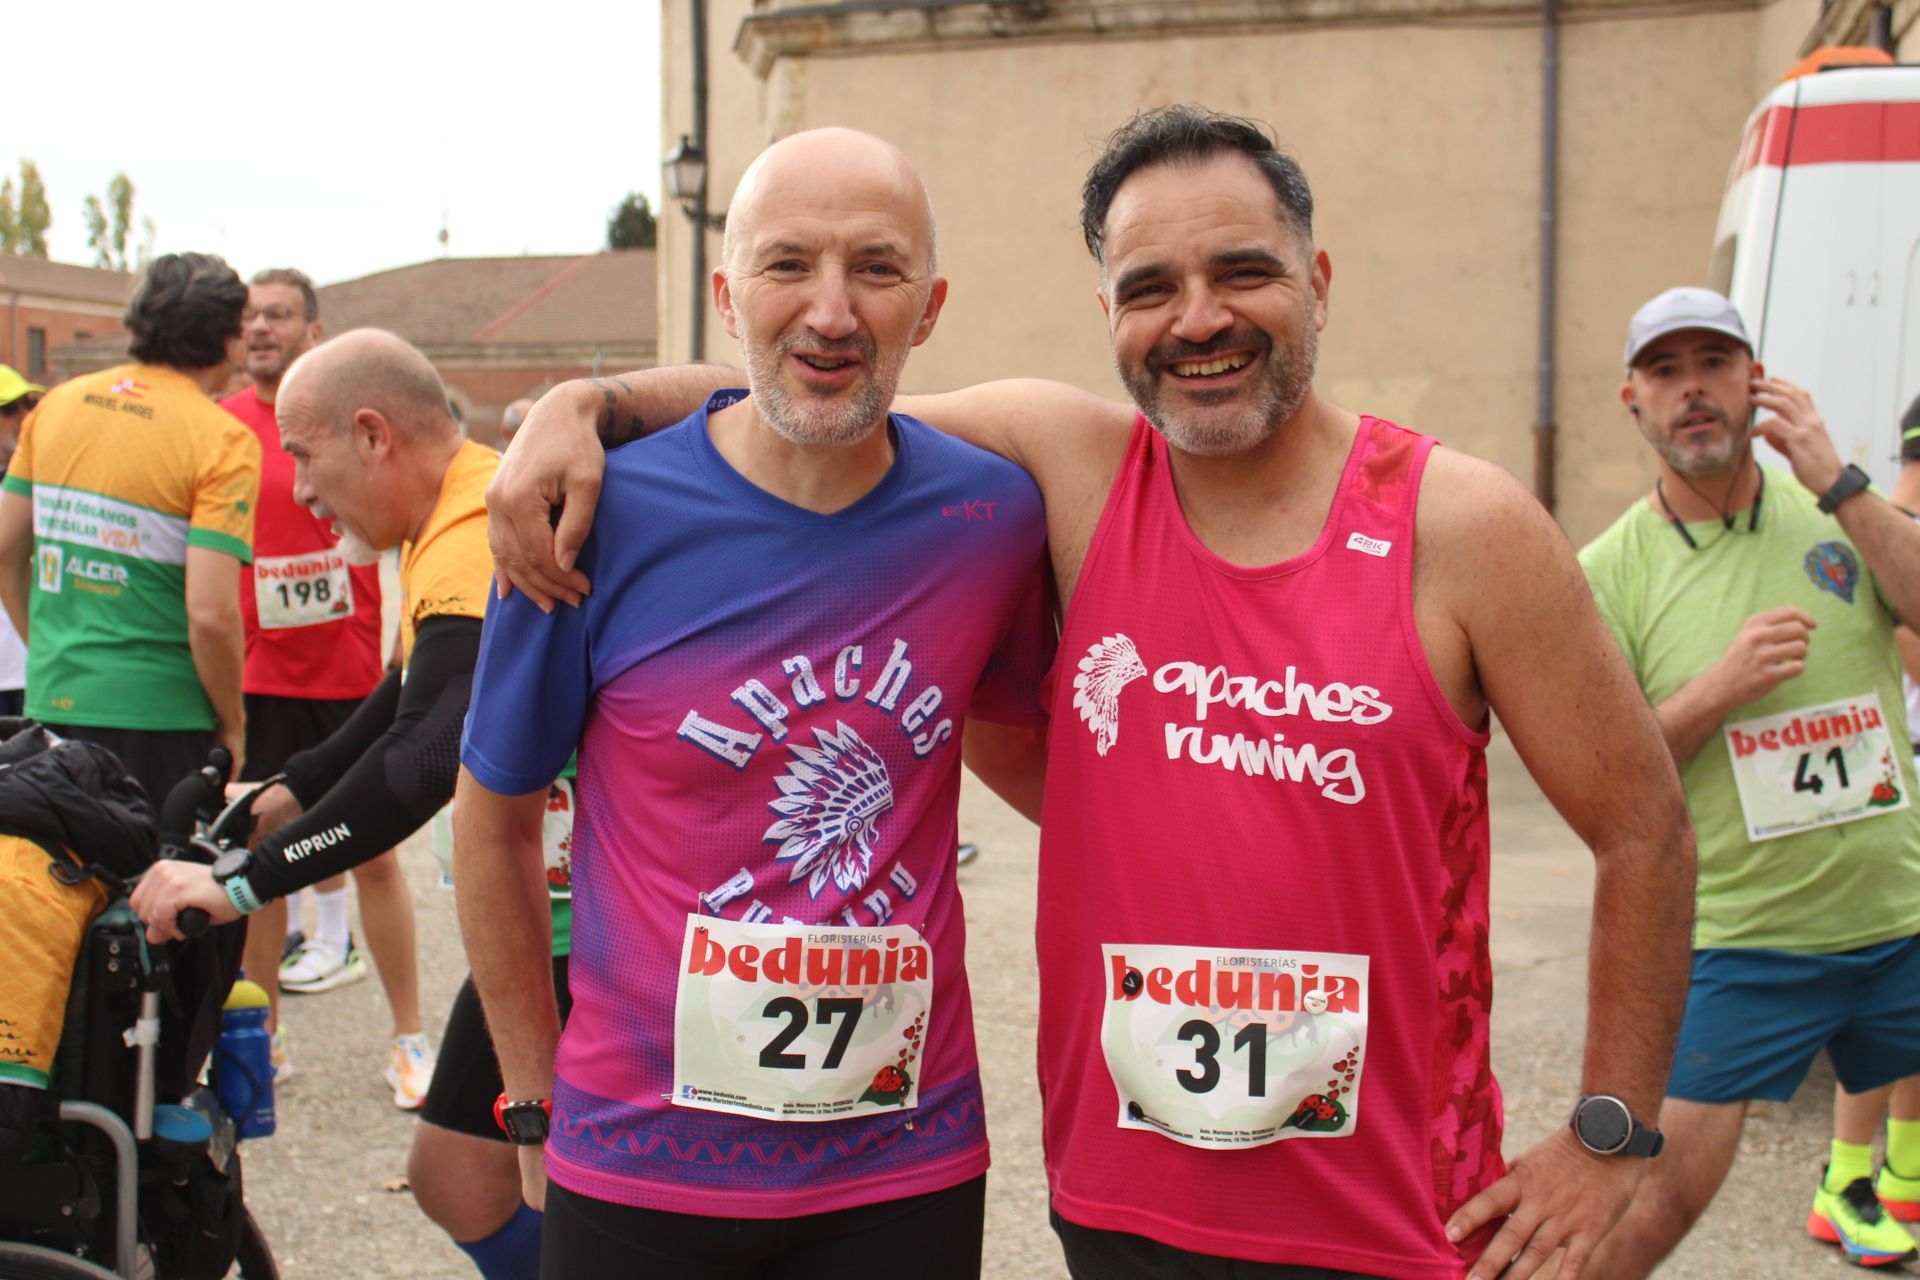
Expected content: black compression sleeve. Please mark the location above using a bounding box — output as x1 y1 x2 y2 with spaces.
245 617 480 901
278 667 403 807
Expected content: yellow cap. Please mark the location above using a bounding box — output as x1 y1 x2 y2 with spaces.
224 976 271 1010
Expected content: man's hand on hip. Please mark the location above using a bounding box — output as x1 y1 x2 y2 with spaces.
1448 1127 1646 1280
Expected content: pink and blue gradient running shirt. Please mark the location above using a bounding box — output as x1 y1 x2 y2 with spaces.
461 391 1054 1218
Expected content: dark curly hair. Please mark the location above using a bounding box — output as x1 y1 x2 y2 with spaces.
1080 105 1314 265
124 253 248 369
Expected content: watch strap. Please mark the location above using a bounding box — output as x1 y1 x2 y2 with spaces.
222 873 265 916
1817 463 1872 515
1624 1124 1665 1158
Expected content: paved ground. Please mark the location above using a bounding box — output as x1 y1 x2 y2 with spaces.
240 731 1874 1278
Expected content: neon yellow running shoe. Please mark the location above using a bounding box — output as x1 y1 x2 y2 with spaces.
1878 1162 1920 1224
1809 1170 1920 1267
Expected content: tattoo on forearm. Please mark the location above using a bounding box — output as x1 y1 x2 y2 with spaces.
584 376 657 449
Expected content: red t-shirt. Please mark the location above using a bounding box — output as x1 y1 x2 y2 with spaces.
222 388 383 700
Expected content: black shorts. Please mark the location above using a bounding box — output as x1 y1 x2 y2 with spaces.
541 1174 986 1280
419 955 573 1140
1051 1211 1386 1280
241 693 361 781
41 722 215 807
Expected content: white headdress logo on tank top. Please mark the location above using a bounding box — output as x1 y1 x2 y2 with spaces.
764 722 895 896
1074 634 1148 757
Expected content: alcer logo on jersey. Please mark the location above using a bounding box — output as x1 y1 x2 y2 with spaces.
765 722 895 898
1070 633 1395 806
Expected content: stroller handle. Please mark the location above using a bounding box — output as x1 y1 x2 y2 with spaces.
158 748 233 940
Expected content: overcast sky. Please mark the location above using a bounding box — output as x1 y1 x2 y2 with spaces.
15 1 665 286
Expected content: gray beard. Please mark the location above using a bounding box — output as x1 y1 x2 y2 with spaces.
1124 320 1317 458
745 336 903 448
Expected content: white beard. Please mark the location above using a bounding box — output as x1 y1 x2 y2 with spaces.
335 525 382 567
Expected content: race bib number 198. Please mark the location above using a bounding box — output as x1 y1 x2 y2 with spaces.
254 550 353 630
1101 943 1367 1150
672 917 933 1123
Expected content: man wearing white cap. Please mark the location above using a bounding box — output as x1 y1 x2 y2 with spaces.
1581 287 1920 1273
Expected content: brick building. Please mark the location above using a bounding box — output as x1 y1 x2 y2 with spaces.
0 257 131 384
320 250 657 444
48 250 656 445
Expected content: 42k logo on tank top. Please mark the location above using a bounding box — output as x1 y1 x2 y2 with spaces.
1072 634 1392 806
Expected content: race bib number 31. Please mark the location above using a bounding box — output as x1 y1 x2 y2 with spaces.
254 551 353 630
672 917 932 1123
1101 943 1367 1150
1725 692 1908 841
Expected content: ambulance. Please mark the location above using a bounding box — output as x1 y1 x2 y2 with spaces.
1708 49 1920 487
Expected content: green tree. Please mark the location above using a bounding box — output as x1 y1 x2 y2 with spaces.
606 192 658 250
0 179 16 254
14 162 50 257
83 174 152 271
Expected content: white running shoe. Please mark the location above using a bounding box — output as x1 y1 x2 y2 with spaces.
385 1033 436 1111
279 939 367 994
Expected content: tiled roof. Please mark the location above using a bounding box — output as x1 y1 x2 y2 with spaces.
318 251 655 346
0 256 135 305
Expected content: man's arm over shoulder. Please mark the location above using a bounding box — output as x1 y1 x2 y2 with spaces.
488 367 739 609
1426 454 1695 1280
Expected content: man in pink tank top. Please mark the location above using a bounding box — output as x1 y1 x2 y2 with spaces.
484 106 1696 1280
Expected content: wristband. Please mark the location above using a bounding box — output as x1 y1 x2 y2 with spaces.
221 873 266 916
1816 463 1872 515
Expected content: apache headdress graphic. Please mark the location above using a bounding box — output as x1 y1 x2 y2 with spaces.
765 722 895 897
1073 634 1147 757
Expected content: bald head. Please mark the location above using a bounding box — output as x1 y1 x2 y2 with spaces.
721 128 938 276
280 328 457 443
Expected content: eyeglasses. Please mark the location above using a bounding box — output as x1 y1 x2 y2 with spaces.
242 305 302 325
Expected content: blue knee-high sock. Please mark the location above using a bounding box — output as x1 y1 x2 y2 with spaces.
453 1201 542 1280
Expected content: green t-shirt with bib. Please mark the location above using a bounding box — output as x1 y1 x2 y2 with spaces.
1580 466 1920 953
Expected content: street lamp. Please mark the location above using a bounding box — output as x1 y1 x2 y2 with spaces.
664 135 725 232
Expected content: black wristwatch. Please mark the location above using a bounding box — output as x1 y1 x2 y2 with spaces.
1817 463 1873 515
493 1095 552 1145
1569 1094 1664 1157
210 848 251 885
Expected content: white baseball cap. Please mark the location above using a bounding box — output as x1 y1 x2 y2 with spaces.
1624 287 1752 369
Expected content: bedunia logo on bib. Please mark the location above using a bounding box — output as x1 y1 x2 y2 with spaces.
1345 532 1391 558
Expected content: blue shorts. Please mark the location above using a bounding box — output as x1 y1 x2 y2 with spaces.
1668 934 1920 1104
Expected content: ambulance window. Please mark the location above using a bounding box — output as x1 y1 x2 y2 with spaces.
1707 236 1736 296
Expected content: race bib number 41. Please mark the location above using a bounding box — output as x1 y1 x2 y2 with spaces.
254 550 353 630
672 917 932 1123
1725 692 1908 842
1102 943 1367 1151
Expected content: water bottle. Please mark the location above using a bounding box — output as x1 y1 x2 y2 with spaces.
213 975 275 1139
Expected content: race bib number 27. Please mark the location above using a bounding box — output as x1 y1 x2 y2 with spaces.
1102 943 1367 1150
673 918 933 1123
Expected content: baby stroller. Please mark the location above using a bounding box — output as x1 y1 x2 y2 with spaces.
0 726 277 1279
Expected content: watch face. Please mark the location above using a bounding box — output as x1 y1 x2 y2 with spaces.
1577 1096 1632 1153
501 1105 549 1145
211 849 249 881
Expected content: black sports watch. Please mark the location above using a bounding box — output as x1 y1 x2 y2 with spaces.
493 1095 551 1145
210 848 251 885
1817 463 1873 515
1569 1094 1664 1157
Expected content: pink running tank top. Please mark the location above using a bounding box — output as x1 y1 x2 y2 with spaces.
1037 415 1501 1278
